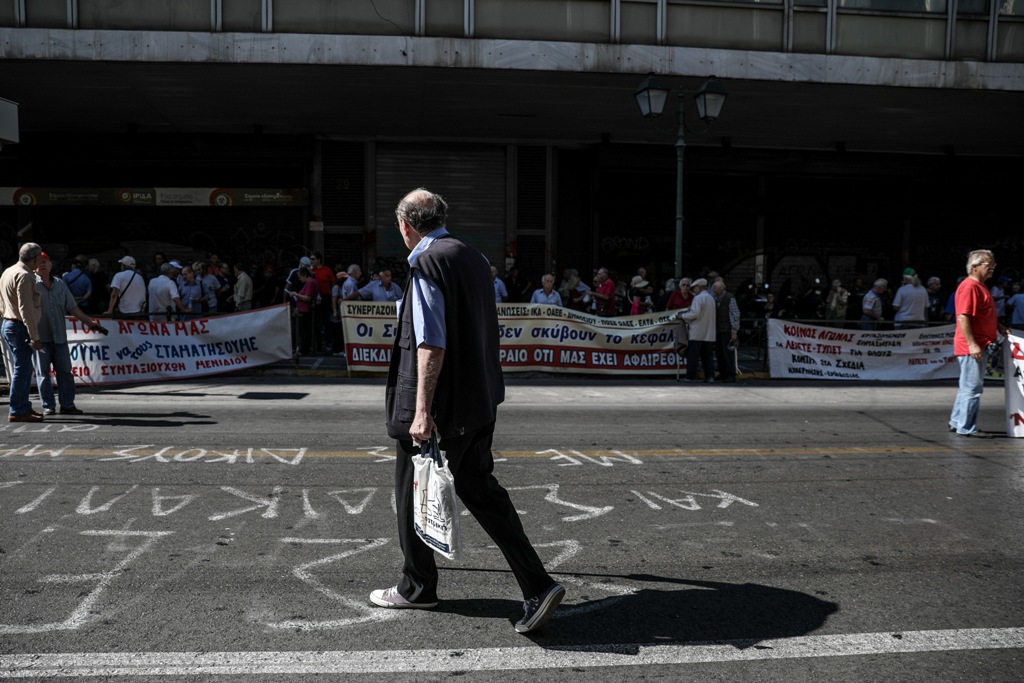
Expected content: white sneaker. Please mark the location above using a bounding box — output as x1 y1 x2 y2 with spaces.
369 586 437 609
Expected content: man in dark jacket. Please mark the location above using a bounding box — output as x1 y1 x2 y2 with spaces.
371 188 564 634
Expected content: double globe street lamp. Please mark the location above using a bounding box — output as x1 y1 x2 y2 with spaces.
635 74 728 280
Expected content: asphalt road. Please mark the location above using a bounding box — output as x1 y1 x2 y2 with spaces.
1 376 1022 681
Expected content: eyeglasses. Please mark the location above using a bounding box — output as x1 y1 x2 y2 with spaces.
976 261 996 269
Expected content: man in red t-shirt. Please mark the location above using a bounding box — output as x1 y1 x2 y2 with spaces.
949 249 1009 438
590 267 617 316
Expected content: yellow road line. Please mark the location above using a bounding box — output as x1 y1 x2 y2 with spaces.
10 445 1018 460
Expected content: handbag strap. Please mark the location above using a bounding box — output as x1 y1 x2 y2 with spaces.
118 271 138 312
423 433 444 466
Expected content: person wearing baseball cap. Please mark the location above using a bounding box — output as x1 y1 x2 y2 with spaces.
679 277 716 382
105 255 147 320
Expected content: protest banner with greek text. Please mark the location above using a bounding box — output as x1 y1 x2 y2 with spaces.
341 302 685 375
63 305 292 384
1004 333 1024 437
768 319 959 380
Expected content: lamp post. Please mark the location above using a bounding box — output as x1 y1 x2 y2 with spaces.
635 75 728 280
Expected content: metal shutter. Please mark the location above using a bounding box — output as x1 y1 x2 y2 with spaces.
375 143 507 270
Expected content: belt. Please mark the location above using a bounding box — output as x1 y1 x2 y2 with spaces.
2 318 24 323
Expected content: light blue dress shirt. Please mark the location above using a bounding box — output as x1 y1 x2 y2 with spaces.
359 280 401 302
403 227 449 349
530 289 563 306
493 278 508 302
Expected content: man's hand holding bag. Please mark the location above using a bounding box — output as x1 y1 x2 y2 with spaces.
411 434 462 561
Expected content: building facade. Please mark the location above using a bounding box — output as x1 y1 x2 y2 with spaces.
1 0 1022 302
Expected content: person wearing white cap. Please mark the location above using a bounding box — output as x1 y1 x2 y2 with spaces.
679 278 716 382
105 256 147 320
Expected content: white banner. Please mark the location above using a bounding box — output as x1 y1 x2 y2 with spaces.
768 319 959 381
1004 333 1024 437
341 302 686 376
63 305 292 385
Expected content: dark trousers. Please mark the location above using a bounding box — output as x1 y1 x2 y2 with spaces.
714 333 736 381
296 311 312 355
314 299 332 352
686 340 715 381
394 420 554 603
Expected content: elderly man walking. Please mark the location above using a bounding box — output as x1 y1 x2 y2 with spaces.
0 243 45 422
680 277 716 382
370 187 564 634
948 249 1009 438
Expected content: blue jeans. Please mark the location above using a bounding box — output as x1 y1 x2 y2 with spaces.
2 320 35 416
949 352 986 435
35 342 77 411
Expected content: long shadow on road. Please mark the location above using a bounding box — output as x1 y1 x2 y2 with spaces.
438 574 838 653
60 412 217 428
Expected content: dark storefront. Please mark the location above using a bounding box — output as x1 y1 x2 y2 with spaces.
2 132 1020 308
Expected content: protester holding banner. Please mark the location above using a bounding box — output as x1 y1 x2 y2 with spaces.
357 268 401 302
372 187 564 635
680 278 716 382
949 249 1010 438
34 252 104 415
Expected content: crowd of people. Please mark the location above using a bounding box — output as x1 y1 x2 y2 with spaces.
756 268 1023 330
11 246 1023 367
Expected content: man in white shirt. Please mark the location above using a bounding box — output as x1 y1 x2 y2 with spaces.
530 274 563 306
105 256 148 319
680 278 716 382
148 262 189 321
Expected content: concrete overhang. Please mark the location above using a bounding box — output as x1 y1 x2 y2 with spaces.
1 28 1023 156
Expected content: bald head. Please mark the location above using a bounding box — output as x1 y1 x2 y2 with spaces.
396 188 448 235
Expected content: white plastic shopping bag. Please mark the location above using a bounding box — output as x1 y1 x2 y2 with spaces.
411 434 462 560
